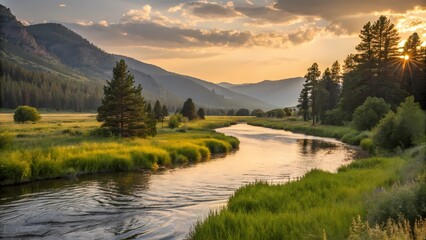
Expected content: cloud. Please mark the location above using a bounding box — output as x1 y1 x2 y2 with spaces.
98 20 109 27
186 1 240 19
273 0 426 34
59 4 66 8
68 19 322 50
235 6 298 24
122 5 152 23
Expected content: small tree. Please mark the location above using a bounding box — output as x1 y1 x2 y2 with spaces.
352 97 390 130
146 103 157 136
373 96 425 150
235 108 250 116
97 59 153 137
251 109 265 117
14 106 41 123
154 100 163 121
227 109 235 116
197 108 205 119
161 105 168 127
181 98 197 120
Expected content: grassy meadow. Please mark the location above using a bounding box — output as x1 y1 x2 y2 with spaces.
190 143 425 239
0 113 250 185
190 117 426 239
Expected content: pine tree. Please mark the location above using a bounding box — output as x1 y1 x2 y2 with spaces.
154 100 163 121
146 103 157 136
181 98 197 120
161 105 168 127
297 85 310 121
197 108 205 119
97 59 152 137
304 63 321 124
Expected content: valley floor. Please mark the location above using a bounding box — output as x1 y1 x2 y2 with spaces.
0 114 249 186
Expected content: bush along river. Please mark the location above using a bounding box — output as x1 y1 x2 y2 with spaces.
0 124 364 239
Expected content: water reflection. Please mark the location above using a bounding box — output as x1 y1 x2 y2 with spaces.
298 139 338 156
0 124 362 239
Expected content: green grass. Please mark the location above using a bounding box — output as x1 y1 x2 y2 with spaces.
190 148 423 239
0 113 245 185
247 117 369 145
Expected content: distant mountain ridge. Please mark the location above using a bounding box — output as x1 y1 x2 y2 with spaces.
0 4 298 111
220 78 305 107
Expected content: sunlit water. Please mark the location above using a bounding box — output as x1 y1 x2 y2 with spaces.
0 124 363 239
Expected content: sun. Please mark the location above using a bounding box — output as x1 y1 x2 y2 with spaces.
404 55 409 60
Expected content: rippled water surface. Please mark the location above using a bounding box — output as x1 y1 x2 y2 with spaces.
0 124 362 239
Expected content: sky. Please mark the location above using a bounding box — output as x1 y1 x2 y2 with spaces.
1 0 425 83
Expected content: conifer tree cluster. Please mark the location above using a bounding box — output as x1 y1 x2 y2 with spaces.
298 16 426 124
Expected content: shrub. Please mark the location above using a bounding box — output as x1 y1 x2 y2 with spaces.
202 139 232 154
13 106 41 123
323 108 348 126
251 109 265 117
341 131 369 145
168 115 181 128
373 96 426 150
360 138 375 154
352 97 390 130
348 216 425 240
235 108 250 116
0 131 14 149
89 128 113 137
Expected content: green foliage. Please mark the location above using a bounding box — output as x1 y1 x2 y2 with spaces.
360 138 375 154
97 59 154 137
168 114 181 129
0 60 103 111
0 131 14 149
235 108 250 116
373 96 426 150
197 108 205 120
251 109 265 117
13 106 41 123
0 114 241 185
323 108 348 126
352 97 390 131
190 156 407 239
181 98 197 120
89 127 113 138
154 100 163 121
341 131 369 145
266 109 285 118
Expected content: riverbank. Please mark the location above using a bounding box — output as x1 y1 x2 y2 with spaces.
0 114 250 186
247 117 369 145
190 118 426 239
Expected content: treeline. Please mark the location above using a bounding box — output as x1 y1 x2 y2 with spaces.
298 16 426 124
0 60 103 111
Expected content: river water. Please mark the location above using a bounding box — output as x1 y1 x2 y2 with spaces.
0 124 361 239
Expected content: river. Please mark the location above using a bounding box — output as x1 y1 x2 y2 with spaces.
0 124 362 239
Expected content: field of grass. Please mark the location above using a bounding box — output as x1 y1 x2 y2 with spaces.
247 117 370 145
0 113 250 185
190 146 425 239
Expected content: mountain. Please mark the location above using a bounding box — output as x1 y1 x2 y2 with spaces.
0 4 273 110
117 55 275 109
222 77 305 107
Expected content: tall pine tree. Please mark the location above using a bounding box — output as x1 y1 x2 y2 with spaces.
304 63 321 124
97 59 154 137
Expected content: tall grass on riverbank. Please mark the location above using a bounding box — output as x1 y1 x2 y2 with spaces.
247 118 369 145
0 114 244 185
189 146 425 239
